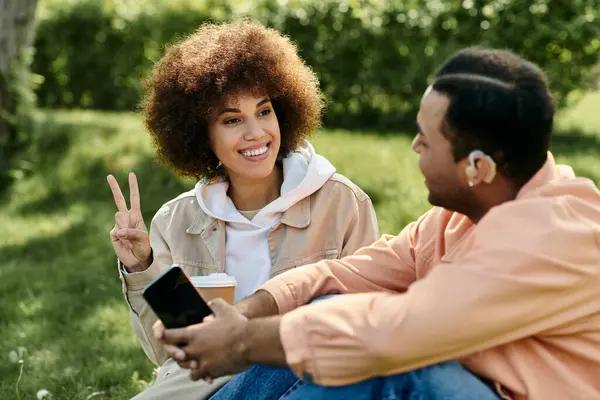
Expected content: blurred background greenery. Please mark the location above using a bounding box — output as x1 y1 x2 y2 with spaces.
32 0 600 128
2 0 600 189
1 0 599 399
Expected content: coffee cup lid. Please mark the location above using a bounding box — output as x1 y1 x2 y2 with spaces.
190 273 237 287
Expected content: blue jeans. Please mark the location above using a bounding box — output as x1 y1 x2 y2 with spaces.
210 295 500 399
210 361 500 400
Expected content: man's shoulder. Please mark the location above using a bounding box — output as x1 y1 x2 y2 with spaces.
484 184 600 227
478 191 600 254
413 207 473 244
414 207 469 231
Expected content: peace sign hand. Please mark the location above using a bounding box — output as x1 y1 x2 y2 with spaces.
107 172 152 273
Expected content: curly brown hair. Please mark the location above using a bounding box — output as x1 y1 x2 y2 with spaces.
142 20 324 180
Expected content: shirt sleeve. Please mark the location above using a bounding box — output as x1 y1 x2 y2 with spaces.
260 210 435 314
277 201 600 385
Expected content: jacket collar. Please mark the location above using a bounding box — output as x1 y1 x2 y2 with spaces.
186 210 214 234
186 196 311 234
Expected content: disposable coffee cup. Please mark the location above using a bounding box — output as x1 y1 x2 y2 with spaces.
190 273 237 305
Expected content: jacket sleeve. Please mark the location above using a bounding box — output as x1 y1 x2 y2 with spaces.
259 209 433 315
276 202 600 386
118 210 171 366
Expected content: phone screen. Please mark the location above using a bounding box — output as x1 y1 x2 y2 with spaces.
142 265 213 329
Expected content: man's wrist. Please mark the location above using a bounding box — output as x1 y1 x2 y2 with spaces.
240 316 286 367
236 290 279 319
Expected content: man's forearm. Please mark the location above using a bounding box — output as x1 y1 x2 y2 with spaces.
240 315 287 367
235 289 279 319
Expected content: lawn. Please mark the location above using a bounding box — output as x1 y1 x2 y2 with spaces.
1 92 599 399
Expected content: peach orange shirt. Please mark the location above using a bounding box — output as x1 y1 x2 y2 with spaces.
261 153 600 400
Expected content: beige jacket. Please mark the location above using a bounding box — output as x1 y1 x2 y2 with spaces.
119 173 378 366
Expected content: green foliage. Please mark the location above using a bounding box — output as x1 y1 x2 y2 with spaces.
0 93 599 398
0 48 41 195
33 0 600 129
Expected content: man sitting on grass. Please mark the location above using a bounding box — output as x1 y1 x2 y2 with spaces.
153 48 600 400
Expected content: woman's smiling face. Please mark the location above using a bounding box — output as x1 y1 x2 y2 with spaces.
208 93 281 182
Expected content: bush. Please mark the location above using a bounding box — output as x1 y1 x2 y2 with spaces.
0 48 39 196
33 0 600 130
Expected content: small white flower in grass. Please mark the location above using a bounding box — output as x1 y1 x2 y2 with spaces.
36 389 52 399
9 350 20 363
63 366 76 377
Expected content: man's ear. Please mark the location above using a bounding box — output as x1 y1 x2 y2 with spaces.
465 150 497 186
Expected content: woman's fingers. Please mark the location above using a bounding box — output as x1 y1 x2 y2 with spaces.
107 175 128 212
128 172 142 212
110 211 130 243
115 211 129 228
109 226 121 242
115 228 147 242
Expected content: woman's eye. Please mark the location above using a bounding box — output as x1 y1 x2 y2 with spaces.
258 108 272 117
223 117 240 125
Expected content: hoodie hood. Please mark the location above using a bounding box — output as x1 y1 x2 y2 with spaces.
195 140 336 228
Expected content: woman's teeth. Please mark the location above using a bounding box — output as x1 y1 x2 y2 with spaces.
241 145 268 157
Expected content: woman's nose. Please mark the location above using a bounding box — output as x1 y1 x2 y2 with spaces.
243 118 265 141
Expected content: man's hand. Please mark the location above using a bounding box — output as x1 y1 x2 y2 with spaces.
154 298 251 381
234 289 279 319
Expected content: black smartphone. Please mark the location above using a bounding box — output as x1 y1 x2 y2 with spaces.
142 265 213 329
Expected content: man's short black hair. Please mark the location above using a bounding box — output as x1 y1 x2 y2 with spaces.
432 48 555 182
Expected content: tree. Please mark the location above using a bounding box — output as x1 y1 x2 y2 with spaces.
0 0 38 191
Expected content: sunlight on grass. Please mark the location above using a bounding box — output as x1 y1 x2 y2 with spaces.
313 130 429 233
17 298 44 317
557 91 600 133
1 93 599 398
0 203 87 247
29 348 60 370
81 301 142 351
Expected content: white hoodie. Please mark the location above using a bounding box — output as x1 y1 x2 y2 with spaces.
194 141 336 302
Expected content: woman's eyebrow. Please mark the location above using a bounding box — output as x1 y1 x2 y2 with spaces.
218 98 271 115
219 107 239 115
256 98 270 107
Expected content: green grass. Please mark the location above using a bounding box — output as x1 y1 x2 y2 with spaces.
1 92 599 399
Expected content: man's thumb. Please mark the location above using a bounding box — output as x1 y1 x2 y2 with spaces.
208 298 232 316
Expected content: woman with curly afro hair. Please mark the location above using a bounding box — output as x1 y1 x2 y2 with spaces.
106 20 378 399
